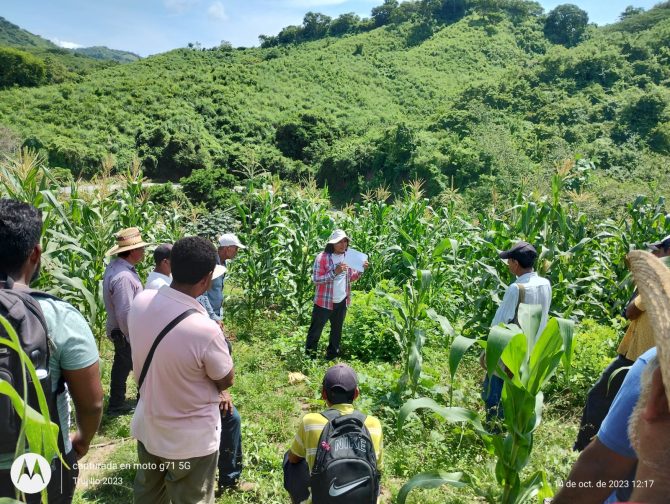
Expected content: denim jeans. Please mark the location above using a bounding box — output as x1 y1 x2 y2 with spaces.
218 405 243 487
482 374 504 423
282 451 310 504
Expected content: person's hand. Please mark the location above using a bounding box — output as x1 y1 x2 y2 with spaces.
70 432 90 460
219 390 234 416
362 261 369 270
334 263 348 275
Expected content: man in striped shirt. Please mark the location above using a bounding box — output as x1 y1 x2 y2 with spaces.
283 364 383 504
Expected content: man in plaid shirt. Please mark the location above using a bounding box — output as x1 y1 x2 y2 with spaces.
305 229 367 359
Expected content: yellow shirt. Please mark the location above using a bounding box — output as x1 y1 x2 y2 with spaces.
289 403 383 504
617 295 655 361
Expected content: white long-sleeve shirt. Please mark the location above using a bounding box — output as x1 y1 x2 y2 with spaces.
491 271 552 345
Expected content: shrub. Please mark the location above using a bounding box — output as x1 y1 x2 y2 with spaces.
0 47 46 88
341 289 401 362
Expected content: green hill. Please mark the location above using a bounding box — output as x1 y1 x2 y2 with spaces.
73 46 140 63
0 1 669 209
0 16 56 48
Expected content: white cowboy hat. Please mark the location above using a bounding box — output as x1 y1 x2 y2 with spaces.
327 229 350 245
105 227 150 256
628 250 670 406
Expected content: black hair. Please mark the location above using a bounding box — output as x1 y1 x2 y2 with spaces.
153 244 172 265
512 251 537 269
171 236 217 284
662 239 670 252
0 199 42 276
118 250 132 258
325 386 356 404
324 238 349 254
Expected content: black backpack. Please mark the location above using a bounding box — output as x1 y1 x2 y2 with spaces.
0 282 62 456
310 409 380 504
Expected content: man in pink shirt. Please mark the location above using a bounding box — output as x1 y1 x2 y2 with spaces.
128 236 233 504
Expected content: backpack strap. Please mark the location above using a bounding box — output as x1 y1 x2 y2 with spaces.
321 408 342 422
138 309 198 396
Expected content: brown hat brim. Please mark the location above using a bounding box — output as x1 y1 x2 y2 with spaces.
105 240 150 256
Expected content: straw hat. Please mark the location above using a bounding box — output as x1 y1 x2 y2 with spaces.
627 250 670 405
105 227 150 256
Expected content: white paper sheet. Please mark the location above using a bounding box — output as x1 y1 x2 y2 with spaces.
345 248 368 273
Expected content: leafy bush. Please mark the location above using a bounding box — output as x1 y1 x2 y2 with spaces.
341 288 401 362
0 46 46 88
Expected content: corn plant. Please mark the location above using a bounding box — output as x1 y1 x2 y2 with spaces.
397 304 574 504
0 315 62 504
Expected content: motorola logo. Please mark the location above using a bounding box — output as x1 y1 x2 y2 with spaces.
10 453 52 494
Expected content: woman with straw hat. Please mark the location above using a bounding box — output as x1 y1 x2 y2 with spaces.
103 227 148 414
305 229 368 360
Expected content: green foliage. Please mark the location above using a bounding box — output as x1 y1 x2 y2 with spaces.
341 289 402 362
179 166 238 208
73 46 140 63
0 46 46 88
543 4 589 47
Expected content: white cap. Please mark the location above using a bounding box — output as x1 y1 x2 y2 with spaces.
218 233 246 249
327 229 349 245
212 264 227 280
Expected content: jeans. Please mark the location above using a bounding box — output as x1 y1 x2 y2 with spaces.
109 330 133 408
218 405 243 487
282 451 310 504
574 354 633 451
482 374 504 424
305 301 347 359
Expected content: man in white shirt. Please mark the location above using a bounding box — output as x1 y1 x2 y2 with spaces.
483 241 552 420
145 244 172 290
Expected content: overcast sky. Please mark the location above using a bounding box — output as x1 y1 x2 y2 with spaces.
1 0 662 56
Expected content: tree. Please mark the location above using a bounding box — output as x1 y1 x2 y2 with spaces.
329 12 361 36
619 5 645 21
302 12 331 40
544 4 589 47
0 47 46 88
371 0 399 27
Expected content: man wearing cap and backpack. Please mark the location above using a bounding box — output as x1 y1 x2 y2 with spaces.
482 241 552 421
103 227 147 414
0 199 103 503
284 364 383 504
305 230 368 360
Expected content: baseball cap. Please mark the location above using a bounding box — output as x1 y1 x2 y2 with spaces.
327 229 349 245
499 241 537 262
647 235 670 252
323 364 358 394
218 233 246 249
212 264 227 280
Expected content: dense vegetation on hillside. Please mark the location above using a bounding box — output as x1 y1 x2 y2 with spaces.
0 16 139 85
0 2 669 210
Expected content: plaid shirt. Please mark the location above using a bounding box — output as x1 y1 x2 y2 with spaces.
312 252 360 309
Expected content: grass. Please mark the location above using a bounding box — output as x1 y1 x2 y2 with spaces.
71 301 584 504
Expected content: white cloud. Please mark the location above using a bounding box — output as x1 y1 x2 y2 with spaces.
207 1 228 21
51 38 84 49
164 0 199 14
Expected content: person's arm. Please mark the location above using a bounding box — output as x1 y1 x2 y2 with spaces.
491 283 519 327
287 452 304 464
552 438 636 503
625 295 644 321
313 254 336 285
111 276 139 336
63 362 104 459
197 294 220 322
212 368 234 392
288 417 307 464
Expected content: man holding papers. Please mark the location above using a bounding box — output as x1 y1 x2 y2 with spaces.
305 229 368 360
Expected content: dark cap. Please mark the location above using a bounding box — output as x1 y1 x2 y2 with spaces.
499 241 537 262
323 364 358 394
647 235 670 252
153 243 173 265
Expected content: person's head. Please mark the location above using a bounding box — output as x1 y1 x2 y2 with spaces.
217 233 245 262
324 229 349 255
153 243 173 275
627 250 670 479
321 364 360 405
648 235 670 259
0 199 43 285
499 241 537 277
171 236 225 297
106 227 148 265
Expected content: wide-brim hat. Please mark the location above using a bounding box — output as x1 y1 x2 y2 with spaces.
105 227 150 256
327 229 350 245
627 250 670 406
